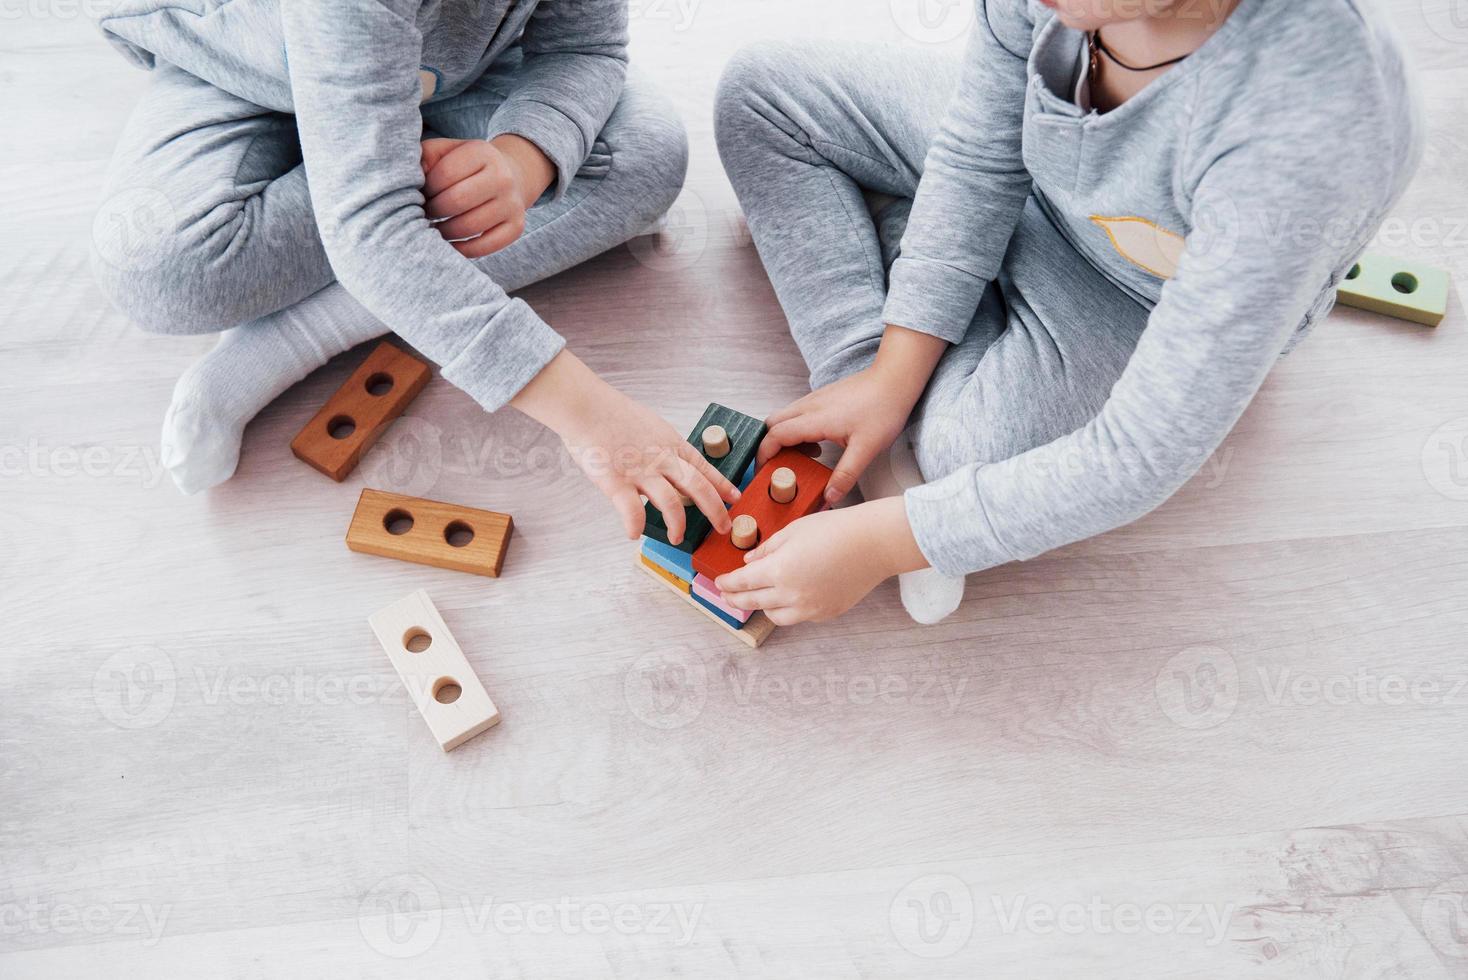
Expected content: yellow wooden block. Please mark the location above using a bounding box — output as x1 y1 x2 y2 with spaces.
640 553 691 594
1336 252 1449 327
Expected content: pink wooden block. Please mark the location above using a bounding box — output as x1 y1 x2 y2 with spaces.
692 573 753 624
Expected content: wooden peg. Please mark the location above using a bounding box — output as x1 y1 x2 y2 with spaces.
702 424 731 459
731 515 759 550
346 489 513 577
367 590 500 751
291 341 431 481
769 466 797 504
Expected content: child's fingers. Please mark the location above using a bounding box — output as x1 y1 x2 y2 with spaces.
664 454 731 536
437 198 517 240
763 393 815 431
643 478 686 545
715 559 774 594
423 141 488 197
826 436 880 505
419 137 462 174
426 174 489 220
766 607 804 627
757 415 826 466
678 443 741 506
721 587 779 611
610 487 645 540
453 216 527 258
742 528 789 564
428 164 517 221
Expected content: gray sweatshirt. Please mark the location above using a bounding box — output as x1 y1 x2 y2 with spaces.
895 0 1423 577
99 0 628 411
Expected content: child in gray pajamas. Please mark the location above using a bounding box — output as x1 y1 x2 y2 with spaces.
711 0 1421 625
92 0 740 547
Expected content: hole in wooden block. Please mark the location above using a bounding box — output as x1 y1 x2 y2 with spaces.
384 509 415 536
365 372 395 397
403 628 432 653
1391 272 1418 295
432 677 462 704
1346 263 1361 280
327 415 357 440
444 520 475 548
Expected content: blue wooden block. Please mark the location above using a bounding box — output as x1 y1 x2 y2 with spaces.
691 589 745 630
641 536 694 582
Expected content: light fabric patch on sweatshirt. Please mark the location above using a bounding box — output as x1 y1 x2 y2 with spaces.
1089 215 1184 281
419 67 441 103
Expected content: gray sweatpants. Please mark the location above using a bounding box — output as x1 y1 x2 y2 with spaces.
713 41 1150 491
94 52 688 340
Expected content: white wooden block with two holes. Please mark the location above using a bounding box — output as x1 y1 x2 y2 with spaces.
367 590 500 752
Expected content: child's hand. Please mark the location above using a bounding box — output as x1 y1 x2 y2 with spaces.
756 326 948 506
420 135 555 258
715 498 927 625
510 351 740 545
756 369 919 507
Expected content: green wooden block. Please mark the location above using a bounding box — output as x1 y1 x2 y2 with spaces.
643 403 766 553
1336 252 1449 327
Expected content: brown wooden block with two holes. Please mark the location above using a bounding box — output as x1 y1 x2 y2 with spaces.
291 341 432 481
346 489 514 578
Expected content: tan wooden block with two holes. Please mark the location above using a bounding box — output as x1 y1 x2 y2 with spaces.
347 489 513 577
367 589 500 751
291 341 432 481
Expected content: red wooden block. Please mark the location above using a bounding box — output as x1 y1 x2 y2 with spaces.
692 448 833 580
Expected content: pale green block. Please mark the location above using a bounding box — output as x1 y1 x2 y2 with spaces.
1336 252 1450 327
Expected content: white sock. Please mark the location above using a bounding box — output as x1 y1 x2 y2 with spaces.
161 284 385 494
858 433 966 625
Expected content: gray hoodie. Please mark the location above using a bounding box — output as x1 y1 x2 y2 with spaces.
99 0 628 411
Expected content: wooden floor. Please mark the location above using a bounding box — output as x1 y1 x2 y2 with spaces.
4 3 1468 977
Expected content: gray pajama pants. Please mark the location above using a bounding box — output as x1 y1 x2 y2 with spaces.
713 41 1152 485
93 51 687 339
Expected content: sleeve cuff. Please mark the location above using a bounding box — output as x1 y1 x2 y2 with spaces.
903 464 1018 578
485 99 587 201
882 256 988 344
439 297 566 412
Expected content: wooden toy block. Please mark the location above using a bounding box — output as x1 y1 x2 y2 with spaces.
692 590 744 630
693 448 833 580
1335 252 1449 327
347 489 513 577
640 553 691 594
693 573 752 624
636 554 775 649
367 589 500 751
643 404 767 554
641 536 695 582
291 341 431 481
